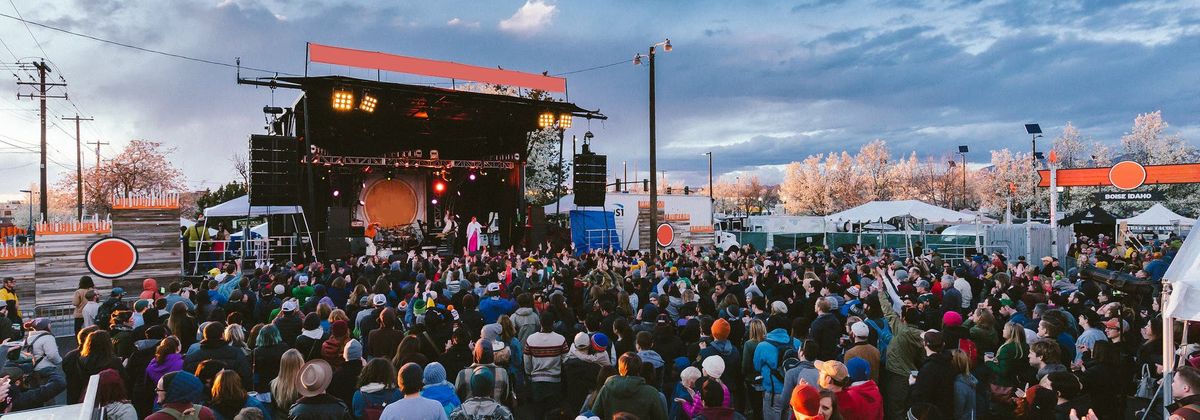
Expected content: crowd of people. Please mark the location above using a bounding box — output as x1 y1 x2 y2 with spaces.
0 231 1195 420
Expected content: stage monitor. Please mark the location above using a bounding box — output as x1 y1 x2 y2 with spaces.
574 152 607 207
249 135 300 206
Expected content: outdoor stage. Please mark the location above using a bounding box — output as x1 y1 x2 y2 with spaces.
239 45 605 258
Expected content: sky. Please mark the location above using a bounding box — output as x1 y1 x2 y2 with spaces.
0 0 1198 202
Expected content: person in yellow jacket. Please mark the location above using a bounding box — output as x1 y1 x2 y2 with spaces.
183 215 211 274
0 277 19 318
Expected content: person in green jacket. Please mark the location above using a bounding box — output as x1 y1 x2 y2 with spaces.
985 322 1030 387
591 352 667 420
966 307 1000 353
875 280 925 420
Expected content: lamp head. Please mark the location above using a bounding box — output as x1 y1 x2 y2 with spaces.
663 39 672 52
633 54 643 65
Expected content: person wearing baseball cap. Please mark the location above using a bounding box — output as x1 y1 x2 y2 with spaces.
789 381 824 420
844 321 880 382
272 298 303 347
477 283 514 325
816 359 882 419
288 359 351 418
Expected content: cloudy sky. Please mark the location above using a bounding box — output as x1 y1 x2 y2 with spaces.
0 0 1198 201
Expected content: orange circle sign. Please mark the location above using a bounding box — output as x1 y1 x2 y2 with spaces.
1109 161 1147 190
656 223 674 248
86 237 138 279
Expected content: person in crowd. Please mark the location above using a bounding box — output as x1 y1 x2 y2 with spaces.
910 331 955 413
421 362 461 417
875 286 925 420
210 369 271 420
949 349 977 420
295 313 326 360
449 367 512 420
352 357 403 419
1171 365 1200 417
523 315 568 416
367 307 405 360
250 325 287 393
591 352 667 420
272 299 302 347
288 359 351 419
380 362 448 420
73 275 95 332
329 339 364 404
754 316 801 419
780 339 821 420
97 368 138 420
185 321 252 389
146 371 217 420
788 382 824 420
270 349 304 416
844 321 880 382
0 277 20 319
66 330 127 403
694 375 746 420
1029 339 1067 380
453 338 512 405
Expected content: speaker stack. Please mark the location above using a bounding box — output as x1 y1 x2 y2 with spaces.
248 135 300 206
573 146 607 207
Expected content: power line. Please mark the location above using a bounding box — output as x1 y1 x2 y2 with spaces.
6 0 47 60
553 58 634 76
0 11 299 76
0 36 17 60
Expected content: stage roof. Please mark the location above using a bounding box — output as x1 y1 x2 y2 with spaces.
276 76 605 158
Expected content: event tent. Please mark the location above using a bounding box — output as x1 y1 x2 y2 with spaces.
202 195 304 218
825 200 981 224
1119 203 1196 228
1057 205 1120 226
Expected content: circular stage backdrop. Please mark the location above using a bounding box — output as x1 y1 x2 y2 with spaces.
364 179 419 227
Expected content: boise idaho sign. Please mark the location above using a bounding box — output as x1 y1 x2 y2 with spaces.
1039 160 1200 188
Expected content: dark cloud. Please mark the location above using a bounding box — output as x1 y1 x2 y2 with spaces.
792 0 847 12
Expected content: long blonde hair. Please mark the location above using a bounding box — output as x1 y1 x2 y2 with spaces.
271 349 304 410
747 319 767 343
1002 322 1026 354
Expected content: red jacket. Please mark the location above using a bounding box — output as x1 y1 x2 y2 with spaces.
837 380 884 420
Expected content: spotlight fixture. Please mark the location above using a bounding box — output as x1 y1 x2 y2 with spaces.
469 173 477 181
358 200 366 206
433 181 446 194
558 113 572 129
538 112 555 128
332 89 354 111
332 190 340 197
431 198 439 205
359 92 377 113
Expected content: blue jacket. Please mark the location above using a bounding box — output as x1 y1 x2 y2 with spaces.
1146 257 1169 280
421 383 461 416
478 297 515 324
753 329 801 394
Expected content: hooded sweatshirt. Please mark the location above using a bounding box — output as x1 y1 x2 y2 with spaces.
510 307 540 343
591 375 668 420
146 353 184 388
837 380 884 420
952 374 978 420
146 372 216 420
422 382 462 416
140 278 161 300
451 397 513 419
637 349 665 369
752 329 801 394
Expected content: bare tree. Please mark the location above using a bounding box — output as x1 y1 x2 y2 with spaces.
230 153 249 187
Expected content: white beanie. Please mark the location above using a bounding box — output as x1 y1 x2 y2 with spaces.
680 366 701 384
702 355 725 379
851 321 870 338
771 301 789 314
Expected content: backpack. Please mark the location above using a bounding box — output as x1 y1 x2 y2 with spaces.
363 400 386 420
95 298 121 330
866 318 892 364
710 343 742 384
157 403 204 420
767 339 800 384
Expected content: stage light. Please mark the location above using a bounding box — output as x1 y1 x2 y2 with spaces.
558 113 572 129
332 190 340 197
538 112 555 128
469 173 477 181
433 181 446 194
332 89 354 111
431 198 439 205
359 93 377 113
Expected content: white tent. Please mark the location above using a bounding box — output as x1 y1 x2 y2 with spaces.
1119 203 1196 228
826 200 981 224
940 224 986 236
203 195 304 218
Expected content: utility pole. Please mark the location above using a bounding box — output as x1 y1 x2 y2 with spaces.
87 140 109 170
63 114 93 220
16 61 68 222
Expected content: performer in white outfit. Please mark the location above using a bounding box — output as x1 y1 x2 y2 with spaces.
466 216 483 254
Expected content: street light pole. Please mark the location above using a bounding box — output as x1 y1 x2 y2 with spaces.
641 38 670 265
705 152 713 226
19 189 32 234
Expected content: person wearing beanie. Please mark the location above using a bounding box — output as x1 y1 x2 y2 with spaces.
321 320 351 368
567 331 611 366
674 366 703 419
448 366 513 420
844 321 881 382
146 371 217 420
421 362 461 416
522 315 568 417
841 357 884 420
699 318 741 387
328 338 364 405
183 321 251 390
381 362 448 420
683 356 734 417
453 339 513 406
591 352 668 420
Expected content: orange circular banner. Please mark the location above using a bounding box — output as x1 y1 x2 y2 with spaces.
656 223 674 248
1109 161 1147 190
86 237 138 279
363 179 419 227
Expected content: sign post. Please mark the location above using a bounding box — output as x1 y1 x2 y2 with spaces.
1049 151 1058 259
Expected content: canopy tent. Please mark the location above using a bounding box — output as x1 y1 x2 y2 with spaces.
825 200 981 224
940 224 986 236
1120 203 1196 228
203 195 304 218
1058 205 1120 226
